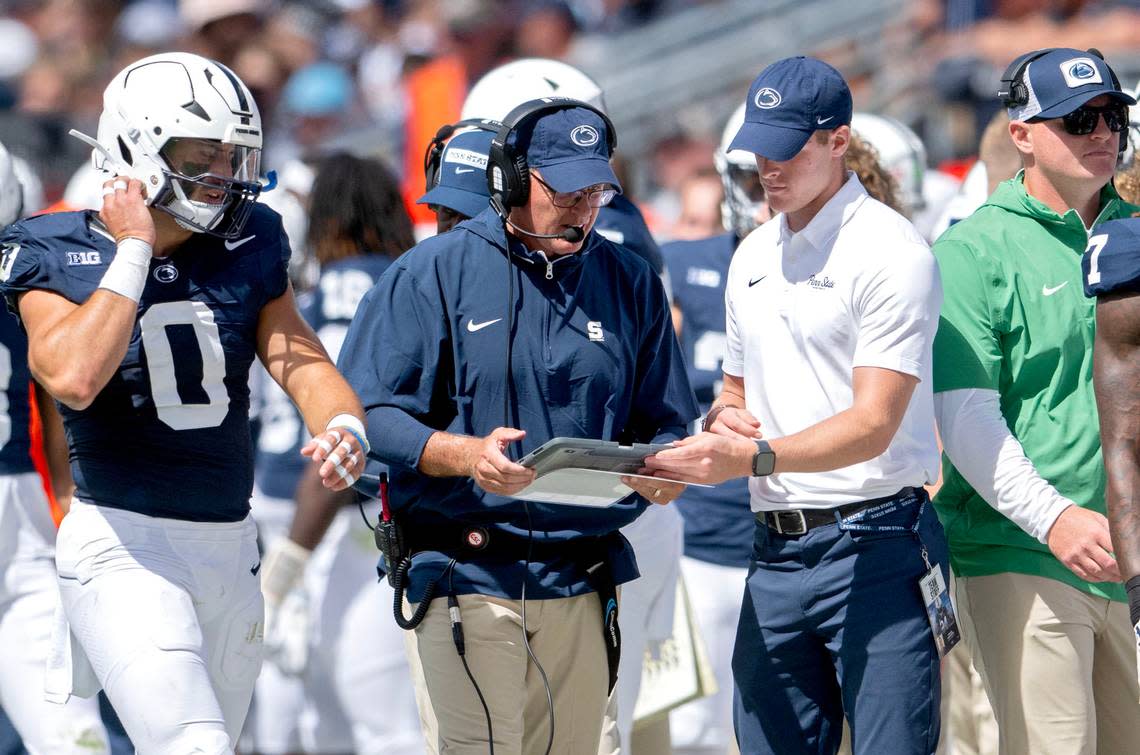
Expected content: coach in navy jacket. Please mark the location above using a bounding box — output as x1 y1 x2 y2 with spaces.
338 103 697 753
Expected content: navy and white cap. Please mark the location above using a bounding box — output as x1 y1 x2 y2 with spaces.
729 56 853 162
418 128 494 219
1007 48 1136 122
522 106 621 193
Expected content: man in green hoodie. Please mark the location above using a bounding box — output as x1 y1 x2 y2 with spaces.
932 47 1140 754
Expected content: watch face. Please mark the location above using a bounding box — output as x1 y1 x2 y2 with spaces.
752 442 775 476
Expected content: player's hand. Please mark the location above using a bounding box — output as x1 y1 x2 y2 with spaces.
1046 506 1121 583
471 427 535 496
642 432 755 485
620 475 686 505
302 425 365 491
706 406 763 439
99 175 155 247
264 587 310 677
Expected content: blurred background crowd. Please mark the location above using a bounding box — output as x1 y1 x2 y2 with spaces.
3 0 1140 254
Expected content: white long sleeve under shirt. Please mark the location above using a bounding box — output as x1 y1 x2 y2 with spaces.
934 387 1073 543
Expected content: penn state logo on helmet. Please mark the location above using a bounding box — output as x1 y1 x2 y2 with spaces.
754 87 782 109
571 124 600 148
1061 57 1103 88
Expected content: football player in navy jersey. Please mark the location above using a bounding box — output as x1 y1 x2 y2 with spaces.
661 102 765 755
250 153 424 755
1084 216 1140 678
0 143 114 754
0 53 367 755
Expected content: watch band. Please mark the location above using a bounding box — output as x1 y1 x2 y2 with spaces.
751 440 776 477
702 405 731 433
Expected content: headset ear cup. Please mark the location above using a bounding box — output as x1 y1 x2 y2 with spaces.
511 153 530 207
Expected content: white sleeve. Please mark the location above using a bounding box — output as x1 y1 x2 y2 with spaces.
934 388 1073 543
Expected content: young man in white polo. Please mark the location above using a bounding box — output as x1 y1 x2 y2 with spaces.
646 56 948 754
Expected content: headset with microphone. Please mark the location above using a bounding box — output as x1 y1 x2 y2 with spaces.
486 96 616 244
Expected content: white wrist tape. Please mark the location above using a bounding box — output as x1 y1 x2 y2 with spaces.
98 238 152 302
260 537 312 606
326 413 368 454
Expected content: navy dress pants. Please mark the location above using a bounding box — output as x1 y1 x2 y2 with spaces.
732 489 949 755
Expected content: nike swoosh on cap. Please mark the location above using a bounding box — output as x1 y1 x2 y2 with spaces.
749 275 767 287
224 235 255 251
1042 282 1069 296
467 318 502 332
816 116 834 125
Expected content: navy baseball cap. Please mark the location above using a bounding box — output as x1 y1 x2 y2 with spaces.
1005 48 1136 121
417 128 494 219
729 56 853 162
521 106 621 193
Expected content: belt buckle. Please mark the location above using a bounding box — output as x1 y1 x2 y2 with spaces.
774 510 807 536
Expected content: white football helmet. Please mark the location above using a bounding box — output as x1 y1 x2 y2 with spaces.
461 58 607 120
850 112 927 214
0 142 23 227
84 52 263 238
714 103 765 238
1122 79 1140 168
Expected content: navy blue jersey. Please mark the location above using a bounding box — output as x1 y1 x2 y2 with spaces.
1085 217 1140 297
661 232 753 567
339 206 698 601
0 206 291 522
0 308 33 475
254 255 392 501
595 194 665 277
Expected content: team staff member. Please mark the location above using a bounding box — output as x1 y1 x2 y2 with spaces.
0 53 368 755
338 101 697 755
646 57 947 754
932 48 1140 754
417 126 496 234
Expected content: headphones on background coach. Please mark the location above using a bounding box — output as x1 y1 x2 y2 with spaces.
422 118 499 190
999 47 1121 108
486 97 616 213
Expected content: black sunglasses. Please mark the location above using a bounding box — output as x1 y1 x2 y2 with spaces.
1051 102 1130 136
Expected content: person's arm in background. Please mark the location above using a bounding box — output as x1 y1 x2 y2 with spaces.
1092 291 1140 623
34 381 73 512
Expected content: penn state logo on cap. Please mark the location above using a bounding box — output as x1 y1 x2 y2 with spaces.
1005 48 1134 121
1061 57 1103 88
571 124 600 147
754 87 782 109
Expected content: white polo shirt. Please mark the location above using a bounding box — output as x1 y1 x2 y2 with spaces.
723 173 941 511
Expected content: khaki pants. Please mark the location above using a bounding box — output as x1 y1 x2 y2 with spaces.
956 573 1140 755
405 592 609 755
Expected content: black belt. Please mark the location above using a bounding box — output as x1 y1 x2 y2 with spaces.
757 487 919 537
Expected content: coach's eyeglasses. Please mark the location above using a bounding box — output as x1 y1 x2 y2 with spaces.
531 172 617 208
1044 102 1130 136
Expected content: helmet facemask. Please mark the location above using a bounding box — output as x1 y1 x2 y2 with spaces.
716 152 766 238
155 136 262 238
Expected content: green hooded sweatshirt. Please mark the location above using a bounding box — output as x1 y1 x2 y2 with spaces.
931 172 1137 602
